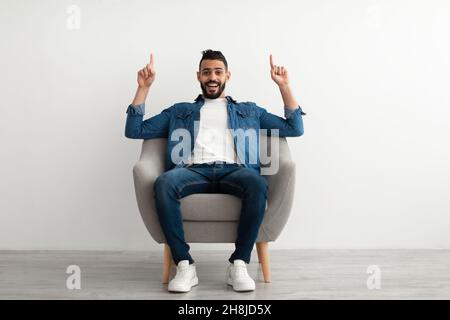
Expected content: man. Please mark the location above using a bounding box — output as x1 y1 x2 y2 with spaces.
125 50 306 293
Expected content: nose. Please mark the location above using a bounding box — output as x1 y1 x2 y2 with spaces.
207 75 218 83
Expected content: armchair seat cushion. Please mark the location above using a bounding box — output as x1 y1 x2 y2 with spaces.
181 194 269 222
181 194 241 221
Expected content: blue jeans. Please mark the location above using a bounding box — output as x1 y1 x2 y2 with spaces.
153 162 269 265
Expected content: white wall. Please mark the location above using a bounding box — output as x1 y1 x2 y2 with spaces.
1 0 449 250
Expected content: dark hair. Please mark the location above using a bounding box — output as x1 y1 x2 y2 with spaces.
199 49 228 71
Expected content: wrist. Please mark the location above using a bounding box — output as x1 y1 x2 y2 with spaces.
278 83 290 90
137 85 151 92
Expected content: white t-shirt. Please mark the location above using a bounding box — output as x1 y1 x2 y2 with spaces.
186 97 239 164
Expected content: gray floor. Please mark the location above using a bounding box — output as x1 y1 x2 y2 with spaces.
0 249 449 299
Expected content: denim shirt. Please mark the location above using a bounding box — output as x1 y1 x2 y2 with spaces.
125 94 306 173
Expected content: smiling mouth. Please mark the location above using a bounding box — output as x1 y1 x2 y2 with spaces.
206 83 219 89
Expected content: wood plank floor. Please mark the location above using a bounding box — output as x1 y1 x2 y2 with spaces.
1 250 449 299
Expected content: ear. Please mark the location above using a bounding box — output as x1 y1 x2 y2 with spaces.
226 70 231 81
196 71 200 82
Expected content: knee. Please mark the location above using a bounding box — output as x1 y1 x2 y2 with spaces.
154 173 177 195
245 174 268 196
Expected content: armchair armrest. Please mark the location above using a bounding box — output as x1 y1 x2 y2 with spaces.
257 137 296 242
132 138 167 243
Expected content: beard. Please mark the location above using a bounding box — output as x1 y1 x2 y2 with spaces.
200 80 226 99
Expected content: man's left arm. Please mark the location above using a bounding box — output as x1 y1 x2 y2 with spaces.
258 54 306 137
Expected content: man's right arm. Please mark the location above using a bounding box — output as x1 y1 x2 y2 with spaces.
124 53 171 139
125 99 172 139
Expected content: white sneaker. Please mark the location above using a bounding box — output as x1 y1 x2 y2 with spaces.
226 259 256 292
168 260 198 293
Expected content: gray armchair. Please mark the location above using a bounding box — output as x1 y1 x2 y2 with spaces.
132 135 296 283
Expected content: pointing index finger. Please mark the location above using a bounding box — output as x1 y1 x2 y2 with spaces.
270 54 274 69
149 53 154 66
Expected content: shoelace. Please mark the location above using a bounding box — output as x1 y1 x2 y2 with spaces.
174 266 191 280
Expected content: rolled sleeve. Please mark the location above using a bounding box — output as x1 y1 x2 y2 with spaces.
126 103 146 116
284 105 306 118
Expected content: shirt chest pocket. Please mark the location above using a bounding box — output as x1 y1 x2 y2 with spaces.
174 110 193 127
236 109 258 129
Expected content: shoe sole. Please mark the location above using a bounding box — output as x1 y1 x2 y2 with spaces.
168 277 199 293
227 278 255 292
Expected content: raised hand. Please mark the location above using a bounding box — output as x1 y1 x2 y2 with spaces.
270 54 289 87
137 53 156 88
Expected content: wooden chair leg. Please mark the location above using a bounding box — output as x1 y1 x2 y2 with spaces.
256 242 271 283
162 244 173 284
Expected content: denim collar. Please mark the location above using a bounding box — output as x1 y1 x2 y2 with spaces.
194 94 237 104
